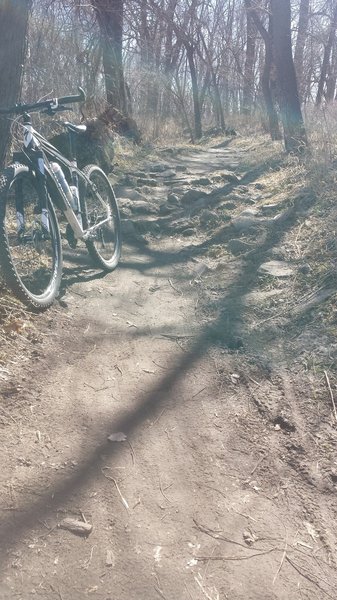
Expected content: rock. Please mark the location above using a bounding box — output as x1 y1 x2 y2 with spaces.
167 193 180 205
130 201 158 215
137 177 157 186
232 216 260 233
199 209 218 225
190 197 209 214
159 203 175 215
122 174 137 187
261 203 279 215
258 261 294 278
119 206 132 219
194 176 212 186
242 197 257 205
121 219 137 236
219 201 236 210
132 171 148 178
180 189 208 205
236 185 250 194
298 263 311 274
239 208 260 217
148 163 171 172
228 238 253 255
160 169 176 178
254 182 266 190
117 188 147 202
182 227 196 236
221 171 240 184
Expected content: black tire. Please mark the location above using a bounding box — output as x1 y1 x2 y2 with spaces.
81 165 121 271
0 164 62 310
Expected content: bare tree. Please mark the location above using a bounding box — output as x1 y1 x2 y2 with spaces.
316 0 337 106
294 0 310 103
0 0 32 167
245 0 282 140
271 0 307 153
91 0 129 115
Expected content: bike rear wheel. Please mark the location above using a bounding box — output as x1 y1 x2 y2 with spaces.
0 164 62 309
81 165 121 270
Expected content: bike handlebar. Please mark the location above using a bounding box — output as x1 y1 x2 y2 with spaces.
0 87 86 115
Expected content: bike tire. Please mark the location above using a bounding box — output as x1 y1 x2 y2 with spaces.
0 164 62 310
81 165 121 271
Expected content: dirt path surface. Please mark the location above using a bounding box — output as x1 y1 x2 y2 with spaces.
1 141 337 599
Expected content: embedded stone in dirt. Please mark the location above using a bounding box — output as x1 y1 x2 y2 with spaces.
199 209 218 225
258 261 294 278
221 171 240 183
130 201 158 215
147 162 171 172
182 227 196 236
167 193 179 205
232 215 261 233
273 416 296 432
180 189 208 205
194 176 212 186
228 238 254 255
137 177 158 186
117 188 147 202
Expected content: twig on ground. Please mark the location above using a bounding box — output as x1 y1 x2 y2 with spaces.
192 387 207 398
127 440 135 466
286 556 334 599
50 585 64 600
324 370 337 422
168 278 183 295
152 408 167 426
273 538 288 584
83 545 96 570
154 586 168 600
196 547 279 562
152 360 167 370
193 518 265 551
247 375 261 387
101 469 129 511
159 477 172 503
250 454 265 476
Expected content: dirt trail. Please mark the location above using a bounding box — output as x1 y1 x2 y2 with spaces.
0 142 337 600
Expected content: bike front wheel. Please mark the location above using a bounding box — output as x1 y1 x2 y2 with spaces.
0 164 62 309
81 165 121 271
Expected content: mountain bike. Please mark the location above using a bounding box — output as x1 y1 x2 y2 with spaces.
0 88 121 310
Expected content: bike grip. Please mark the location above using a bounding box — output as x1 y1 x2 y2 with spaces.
58 87 86 105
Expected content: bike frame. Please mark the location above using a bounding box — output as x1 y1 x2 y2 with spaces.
14 114 111 241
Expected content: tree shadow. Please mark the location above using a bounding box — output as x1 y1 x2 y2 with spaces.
0 156 315 573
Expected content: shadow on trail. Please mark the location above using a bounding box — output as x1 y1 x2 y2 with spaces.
0 184 315 567
55 152 284 298
0 144 316 572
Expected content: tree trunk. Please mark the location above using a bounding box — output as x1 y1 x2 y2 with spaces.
242 9 257 115
0 0 31 168
271 0 307 153
185 44 202 140
316 3 337 106
294 0 310 103
245 0 282 140
326 39 337 102
91 0 128 115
